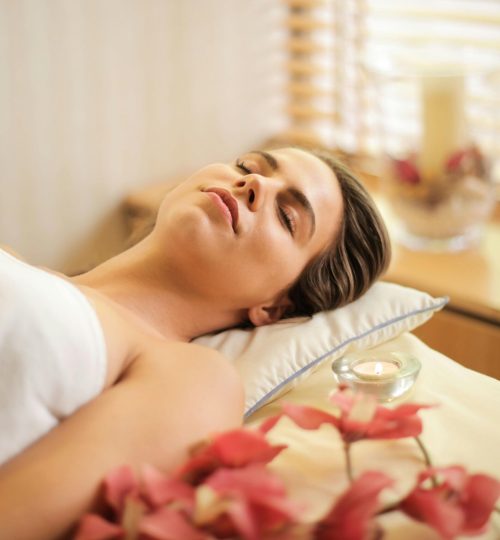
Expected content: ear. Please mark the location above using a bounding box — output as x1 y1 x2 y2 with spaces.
247 295 294 327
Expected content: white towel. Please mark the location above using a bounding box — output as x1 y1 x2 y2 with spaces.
0 250 106 464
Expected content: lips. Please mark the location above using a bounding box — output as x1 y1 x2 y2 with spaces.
204 188 239 232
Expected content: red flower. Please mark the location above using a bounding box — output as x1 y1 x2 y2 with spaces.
104 464 139 516
74 514 124 540
176 428 287 484
261 388 430 443
314 471 393 540
199 463 300 540
138 506 209 540
74 466 144 540
75 465 198 540
400 466 500 539
445 145 485 177
141 464 195 513
392 157 421 185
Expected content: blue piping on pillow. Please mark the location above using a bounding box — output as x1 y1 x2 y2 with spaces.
244 297 449 418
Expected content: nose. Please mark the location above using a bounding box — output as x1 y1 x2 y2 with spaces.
233 174 266 212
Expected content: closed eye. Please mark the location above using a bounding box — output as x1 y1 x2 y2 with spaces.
278 205 296 236
236 160 252 175
237 157 296 236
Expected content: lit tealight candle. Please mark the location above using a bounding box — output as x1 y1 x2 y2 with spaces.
332 352 421 402
352 360 401 381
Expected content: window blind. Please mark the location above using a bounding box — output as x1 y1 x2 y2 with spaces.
275 0 500 184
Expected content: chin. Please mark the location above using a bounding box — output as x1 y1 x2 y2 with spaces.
161 208 228 262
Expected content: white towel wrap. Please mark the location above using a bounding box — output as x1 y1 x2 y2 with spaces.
0 250 106 464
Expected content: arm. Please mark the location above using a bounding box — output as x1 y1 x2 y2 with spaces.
0 342 244 540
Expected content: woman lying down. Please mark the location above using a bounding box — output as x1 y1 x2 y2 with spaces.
0 147 390 539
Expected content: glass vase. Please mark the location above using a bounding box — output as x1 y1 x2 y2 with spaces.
371 64 496 251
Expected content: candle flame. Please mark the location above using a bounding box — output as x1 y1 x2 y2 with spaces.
375 362 383 376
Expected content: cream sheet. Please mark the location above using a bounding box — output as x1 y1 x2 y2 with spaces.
246 332 500 540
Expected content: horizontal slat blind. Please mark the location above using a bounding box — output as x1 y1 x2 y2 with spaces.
278 0 336 147
280 0 500 183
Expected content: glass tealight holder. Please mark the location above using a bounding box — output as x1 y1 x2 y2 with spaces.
331 351 421 403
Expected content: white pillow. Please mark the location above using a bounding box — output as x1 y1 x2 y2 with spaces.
194 282 447 417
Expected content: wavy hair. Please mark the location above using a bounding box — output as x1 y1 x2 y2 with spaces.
284 148 391 318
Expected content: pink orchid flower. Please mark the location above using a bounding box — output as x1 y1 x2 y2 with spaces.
200 463 300 540
261 388 429 443
314 471 393 540
75 464 198 540
399 466 500 539
176 428 287 484
104 464 140 516
74 465 142 540
141 463 196 512
74 514 124 540
138 506 209 540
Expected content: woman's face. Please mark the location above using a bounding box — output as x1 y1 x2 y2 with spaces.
155 147 343 325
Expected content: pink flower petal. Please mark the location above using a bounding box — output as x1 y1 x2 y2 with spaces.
315 471 393 540
363 415 423 440
104 465 138 515
212 429 287 467
331 388 431 442
175 448 219 485
281 403 341 431
365 403 431 440
216 495 258 540
400 466 500 539
400 487 464 539
446 148 467 172
329 388 356 414
207 465 287 505
417 466 466 491
176 429 286 484
462 474 500 533
141 464 195 511
138 506 207 540
269 391 431 444
258 414 282 434
74 514 124 540
205 464 299 538
392 157 421 185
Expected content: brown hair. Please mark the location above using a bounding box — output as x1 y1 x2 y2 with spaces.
284 148 391 318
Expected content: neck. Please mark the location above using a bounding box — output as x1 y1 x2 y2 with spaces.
71 238 244 342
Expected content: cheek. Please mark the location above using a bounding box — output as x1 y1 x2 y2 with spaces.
242 230 305 286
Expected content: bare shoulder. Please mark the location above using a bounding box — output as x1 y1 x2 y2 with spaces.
115 339 245 445
126 340 242 388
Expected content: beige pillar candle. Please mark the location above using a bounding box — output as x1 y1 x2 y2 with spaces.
420 73 466 182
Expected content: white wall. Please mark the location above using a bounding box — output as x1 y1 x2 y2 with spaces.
0 0 286 272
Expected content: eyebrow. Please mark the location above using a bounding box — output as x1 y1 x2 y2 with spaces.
250 150 316 239
250 150 279 171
